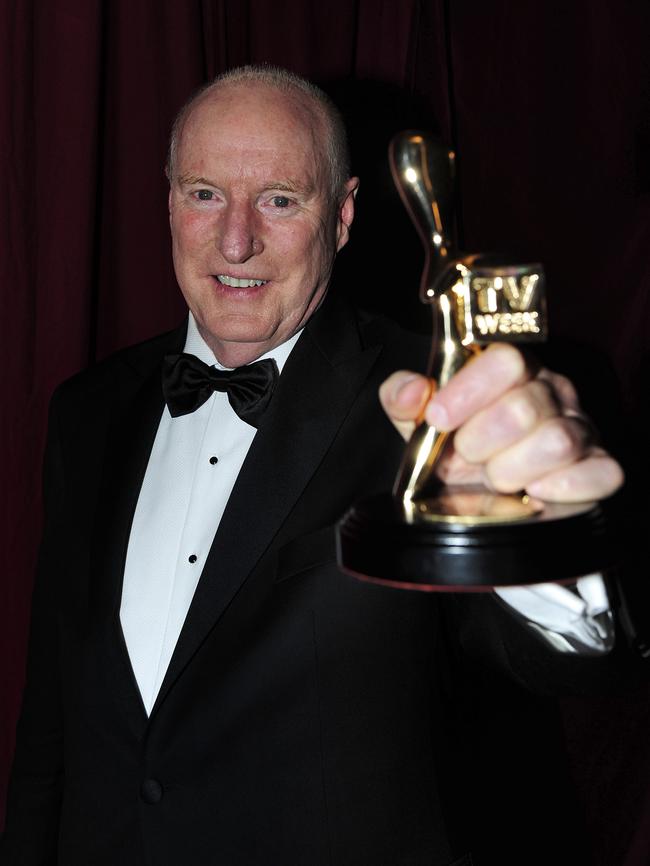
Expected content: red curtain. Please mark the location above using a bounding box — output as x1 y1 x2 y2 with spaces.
2 1 649 861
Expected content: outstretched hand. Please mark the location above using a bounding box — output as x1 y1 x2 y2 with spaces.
379 344 623 503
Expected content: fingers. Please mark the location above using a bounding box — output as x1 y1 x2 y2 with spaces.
525 452 625 502
380 347 533 441
379 371 431 441
481 415 595 494
453 379 561 463
444 358 622 501
379 345 624 504
438 352 623 501
424 344 528 430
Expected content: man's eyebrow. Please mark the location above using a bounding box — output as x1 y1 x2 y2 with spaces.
176 175 315 195
177 174 215 186
265 180 315 195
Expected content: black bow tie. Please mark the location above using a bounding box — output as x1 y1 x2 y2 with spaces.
162 353 279 427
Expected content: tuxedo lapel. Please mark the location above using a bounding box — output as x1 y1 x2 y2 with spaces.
89 325 186 733
152 295 383 714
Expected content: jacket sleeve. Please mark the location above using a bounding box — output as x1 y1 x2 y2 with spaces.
443 579 647 698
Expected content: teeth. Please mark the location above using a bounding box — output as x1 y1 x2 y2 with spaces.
217 275 268 288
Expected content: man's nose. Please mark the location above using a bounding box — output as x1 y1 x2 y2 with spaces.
218 201 264 263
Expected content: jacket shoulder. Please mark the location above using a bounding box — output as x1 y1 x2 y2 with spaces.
51 322 186 411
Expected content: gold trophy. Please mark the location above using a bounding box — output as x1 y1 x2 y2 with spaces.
337 131 617 590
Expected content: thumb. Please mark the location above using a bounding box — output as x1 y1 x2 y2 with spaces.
379 371 431 441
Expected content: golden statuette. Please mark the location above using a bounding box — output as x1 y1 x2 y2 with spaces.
336 130 617 590
389 132 547 521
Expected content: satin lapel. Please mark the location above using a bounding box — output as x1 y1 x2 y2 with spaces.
152 297 382 714
89 326 185 735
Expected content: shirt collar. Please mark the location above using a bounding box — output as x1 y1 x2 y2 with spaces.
183 312 302 373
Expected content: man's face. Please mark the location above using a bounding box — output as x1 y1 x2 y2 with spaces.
168 83 357 367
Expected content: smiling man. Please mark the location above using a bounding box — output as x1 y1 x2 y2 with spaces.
168 73 358 368
1 66 627 866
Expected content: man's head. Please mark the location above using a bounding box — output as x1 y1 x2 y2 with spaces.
167 65 358 367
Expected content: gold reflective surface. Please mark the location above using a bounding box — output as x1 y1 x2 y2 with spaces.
407 490 545 525
389 131 548 510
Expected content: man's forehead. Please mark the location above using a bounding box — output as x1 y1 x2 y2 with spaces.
177 83 328 183
186 81 322 136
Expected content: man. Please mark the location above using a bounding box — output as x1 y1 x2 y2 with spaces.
1 66 626 865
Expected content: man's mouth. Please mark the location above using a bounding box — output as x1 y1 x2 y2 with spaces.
215 274 269 288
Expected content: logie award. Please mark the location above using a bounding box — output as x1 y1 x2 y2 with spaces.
337 131 618 590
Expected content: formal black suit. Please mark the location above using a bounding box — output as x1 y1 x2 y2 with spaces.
1 291 628 866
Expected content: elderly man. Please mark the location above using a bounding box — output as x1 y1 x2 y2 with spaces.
1 66 625 866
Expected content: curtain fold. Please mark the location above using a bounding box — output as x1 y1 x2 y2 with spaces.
2 2 648 861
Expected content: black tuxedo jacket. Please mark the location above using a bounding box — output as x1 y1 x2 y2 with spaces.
1 293 626 866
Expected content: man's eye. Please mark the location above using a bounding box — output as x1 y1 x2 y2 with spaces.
196 189 213 201
271 195 290 208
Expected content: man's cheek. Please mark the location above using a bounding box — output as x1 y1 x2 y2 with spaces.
175 210 215 244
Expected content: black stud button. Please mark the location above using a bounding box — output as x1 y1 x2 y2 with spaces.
188 554 198 564
140 779 163 804
209 456 218 465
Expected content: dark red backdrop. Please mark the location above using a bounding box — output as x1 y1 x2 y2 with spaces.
2 1 649 862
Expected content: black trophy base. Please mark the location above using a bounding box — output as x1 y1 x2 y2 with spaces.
336 487 617 591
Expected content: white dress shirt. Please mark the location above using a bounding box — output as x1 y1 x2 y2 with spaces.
120 315 300 714
120 314 613 715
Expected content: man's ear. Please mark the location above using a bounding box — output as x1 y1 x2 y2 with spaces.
336 177 360 252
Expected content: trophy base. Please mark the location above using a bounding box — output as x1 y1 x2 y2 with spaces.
336 486 617 590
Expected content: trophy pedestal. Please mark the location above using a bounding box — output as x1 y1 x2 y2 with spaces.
336 487 618 590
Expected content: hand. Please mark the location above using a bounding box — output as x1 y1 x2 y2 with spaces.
379 344 624 503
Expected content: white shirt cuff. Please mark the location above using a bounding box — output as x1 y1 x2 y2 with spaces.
495 574 614 655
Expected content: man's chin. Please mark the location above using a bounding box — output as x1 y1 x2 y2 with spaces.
196 319 282 366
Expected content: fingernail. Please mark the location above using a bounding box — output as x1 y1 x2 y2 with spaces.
425 399 449 429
